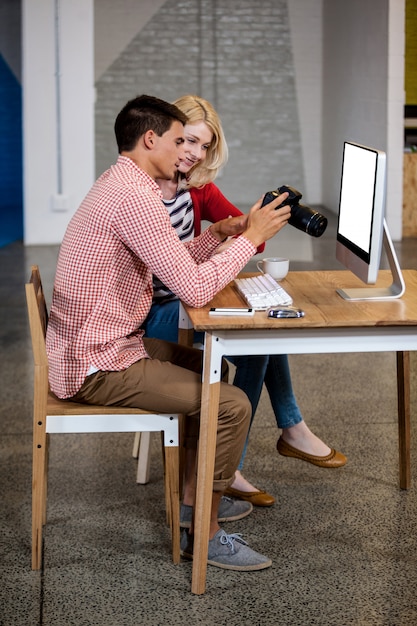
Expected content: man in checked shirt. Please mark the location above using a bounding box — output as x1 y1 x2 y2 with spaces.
46 94 291 571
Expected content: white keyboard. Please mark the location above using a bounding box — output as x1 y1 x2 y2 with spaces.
234 274 293 310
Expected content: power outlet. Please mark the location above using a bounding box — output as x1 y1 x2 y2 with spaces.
50 194 70 212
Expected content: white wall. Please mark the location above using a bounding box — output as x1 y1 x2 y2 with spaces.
23 0 95 245
387 0 406 238
322 0 405 239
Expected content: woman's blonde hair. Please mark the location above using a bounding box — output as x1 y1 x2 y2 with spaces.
173 95 228 189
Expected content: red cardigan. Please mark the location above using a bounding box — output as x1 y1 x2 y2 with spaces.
190 183 265 253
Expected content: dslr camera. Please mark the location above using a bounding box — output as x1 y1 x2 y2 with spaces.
262 185 327 238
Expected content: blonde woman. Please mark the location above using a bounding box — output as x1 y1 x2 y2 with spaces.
143 95 346 521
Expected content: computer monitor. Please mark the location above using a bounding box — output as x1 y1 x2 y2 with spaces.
335 141 405 301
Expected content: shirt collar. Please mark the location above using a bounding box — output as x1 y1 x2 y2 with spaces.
116 155 163 198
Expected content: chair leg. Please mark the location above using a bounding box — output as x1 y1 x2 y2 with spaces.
32 419 48 570
163 417 185 529
178 415 185 498
136 432 152 484
132 432 140 458
42 433 50 525
164 446 180 564
162 432 171 528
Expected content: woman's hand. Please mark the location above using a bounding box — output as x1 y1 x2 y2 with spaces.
209 214 248 242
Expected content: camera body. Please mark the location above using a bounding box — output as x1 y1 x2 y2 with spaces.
262 184 327 238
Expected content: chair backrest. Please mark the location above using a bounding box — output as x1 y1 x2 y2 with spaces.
25 265 49 369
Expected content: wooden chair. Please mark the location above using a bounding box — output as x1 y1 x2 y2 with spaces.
26 265 181 570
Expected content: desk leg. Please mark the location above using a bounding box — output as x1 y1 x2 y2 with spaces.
191 333 220 595
397 351 411 489
178 327 194 348
178 302 195 348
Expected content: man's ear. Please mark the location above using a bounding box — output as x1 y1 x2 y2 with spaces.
143 129 155 150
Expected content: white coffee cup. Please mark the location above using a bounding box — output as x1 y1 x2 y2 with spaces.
256 257 289 281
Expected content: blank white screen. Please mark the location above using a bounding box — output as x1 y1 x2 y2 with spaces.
338 143 377 254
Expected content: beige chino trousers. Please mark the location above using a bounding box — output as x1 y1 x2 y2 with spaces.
71 337 251 492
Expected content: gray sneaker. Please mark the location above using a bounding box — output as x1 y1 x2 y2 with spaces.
180 528 272 571
180 495 253 528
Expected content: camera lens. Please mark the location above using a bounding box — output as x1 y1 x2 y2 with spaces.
262 185 328 238
289 203 328 238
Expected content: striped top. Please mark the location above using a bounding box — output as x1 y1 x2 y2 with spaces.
153 189 195 304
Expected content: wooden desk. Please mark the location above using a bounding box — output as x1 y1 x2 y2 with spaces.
181 269 417 594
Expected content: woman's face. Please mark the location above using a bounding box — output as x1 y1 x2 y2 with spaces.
178 121 213 174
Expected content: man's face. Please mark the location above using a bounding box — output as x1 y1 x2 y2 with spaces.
151 121 185 180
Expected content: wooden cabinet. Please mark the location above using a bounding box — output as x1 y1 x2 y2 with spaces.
403 152 417 237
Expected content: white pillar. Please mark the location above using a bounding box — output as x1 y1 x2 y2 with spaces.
22 0 94 245
386 0 406 241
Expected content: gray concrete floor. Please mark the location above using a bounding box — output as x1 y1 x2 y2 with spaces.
1 214 417 625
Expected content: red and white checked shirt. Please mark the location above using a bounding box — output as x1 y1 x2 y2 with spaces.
46 156 256 398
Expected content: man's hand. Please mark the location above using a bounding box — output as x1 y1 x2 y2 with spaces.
242 191 291 248
209 214 248 242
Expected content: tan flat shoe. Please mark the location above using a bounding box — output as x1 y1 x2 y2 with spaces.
224 486 275 507
277 436 347 468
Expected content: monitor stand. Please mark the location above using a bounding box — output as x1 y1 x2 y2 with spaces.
336 219 406 301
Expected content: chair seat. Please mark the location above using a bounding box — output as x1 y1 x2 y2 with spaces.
47 391 152 415
46 391 179 440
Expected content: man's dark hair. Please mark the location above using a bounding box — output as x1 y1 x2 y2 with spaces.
114 95 187 153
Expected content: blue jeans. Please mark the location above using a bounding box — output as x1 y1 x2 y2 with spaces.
228 354 302 470
142 300 183 343
142 300 303 471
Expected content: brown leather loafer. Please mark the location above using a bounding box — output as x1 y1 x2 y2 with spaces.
224 486 275 507
277 436 347 468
